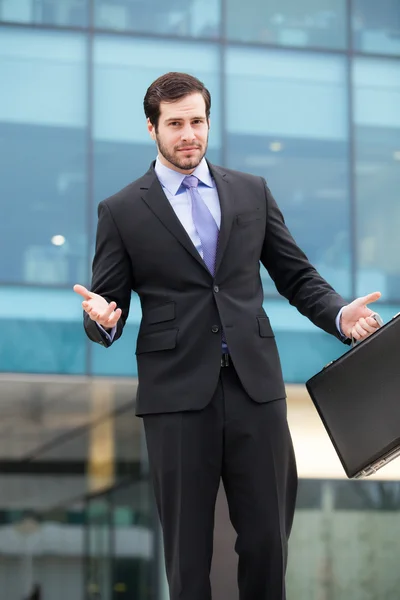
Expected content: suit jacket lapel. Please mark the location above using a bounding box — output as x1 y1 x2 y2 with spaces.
140 161 235 277
140 165 208 272
208 162 235 276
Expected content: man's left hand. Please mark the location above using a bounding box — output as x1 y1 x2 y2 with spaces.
340 291 382 341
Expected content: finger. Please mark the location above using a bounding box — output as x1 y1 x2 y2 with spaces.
366 316 381 329
82 302 94 314
73 284 93 300
91 306 117 326
86 310 98 322
90 311 109 325
102 301 117 321
358 317 377 334
93 302 117 325
354 322 369 337
358 291 381 306
105 308 122 328
352 327 361 341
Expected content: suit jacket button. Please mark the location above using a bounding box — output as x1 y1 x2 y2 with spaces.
213 285 219 293
211 325 219 333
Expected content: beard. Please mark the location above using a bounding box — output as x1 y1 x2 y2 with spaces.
156 133 208 171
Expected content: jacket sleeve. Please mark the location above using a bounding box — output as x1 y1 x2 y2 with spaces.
84 200 134 347
260 178 350 344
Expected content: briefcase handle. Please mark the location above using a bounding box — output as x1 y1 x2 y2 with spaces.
351 312 384 347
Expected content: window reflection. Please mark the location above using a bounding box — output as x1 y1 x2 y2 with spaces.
112 481 157 599
353 58 400 300
0 377 156 600
0 0 87 27
226 48 351 298
0 506 85 600
352 0 400 55
226 0 346 49
0 29 88 286
94 0 220 38
287 480 400 597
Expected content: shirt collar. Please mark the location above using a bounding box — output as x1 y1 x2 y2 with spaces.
155 156 214 196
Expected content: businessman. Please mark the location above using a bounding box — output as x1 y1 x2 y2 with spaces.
74 72 381 600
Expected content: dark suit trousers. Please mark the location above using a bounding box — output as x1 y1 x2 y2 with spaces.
143 362 298 600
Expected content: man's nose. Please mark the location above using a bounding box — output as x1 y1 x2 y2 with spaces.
180 125 196 141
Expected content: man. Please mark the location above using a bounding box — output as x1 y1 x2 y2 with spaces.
74 72 381 600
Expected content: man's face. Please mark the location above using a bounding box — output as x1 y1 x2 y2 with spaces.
147 92 210 173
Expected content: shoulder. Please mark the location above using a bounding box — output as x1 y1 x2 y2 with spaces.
99 165 157 214
208 162 267 188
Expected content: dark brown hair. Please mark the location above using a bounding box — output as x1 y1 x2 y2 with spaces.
143 72 211 130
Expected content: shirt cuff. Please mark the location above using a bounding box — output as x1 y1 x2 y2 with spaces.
335 306 347 338
96 322 116 343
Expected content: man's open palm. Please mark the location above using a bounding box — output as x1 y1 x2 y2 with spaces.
73 284 122 329
340 291 382 341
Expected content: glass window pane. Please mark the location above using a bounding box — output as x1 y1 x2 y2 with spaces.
287 480 400 598
226 0 347 49
1 287 87 374
112 479 158 598
86 497 112 599
94 0 220 39
354 58 400 301
226 48 351 298
0 0 88 27
352 0 400 55
0 28 88 285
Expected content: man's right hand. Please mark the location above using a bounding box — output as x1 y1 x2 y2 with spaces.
73 284 122 329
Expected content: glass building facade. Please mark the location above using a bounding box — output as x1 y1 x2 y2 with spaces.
1 1 400 598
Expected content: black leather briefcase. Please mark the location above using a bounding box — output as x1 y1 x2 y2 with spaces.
306 313 400 478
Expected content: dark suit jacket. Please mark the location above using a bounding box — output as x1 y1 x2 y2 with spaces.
84 161 348 415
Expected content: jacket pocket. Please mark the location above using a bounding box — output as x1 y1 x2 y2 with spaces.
236 211 261 226
136 328 178 354
146 302 175 325
257 316 274 338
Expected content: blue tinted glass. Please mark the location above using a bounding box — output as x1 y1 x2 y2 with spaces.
94 0 220 38
1 287 87 374
0 0 87 26
354 58 400 301
287 480 400 597
226 48 351 299
0 28 88 286
226 0 347 49
352 0 400 55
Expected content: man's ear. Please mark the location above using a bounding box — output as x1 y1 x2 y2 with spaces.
147 118 156 141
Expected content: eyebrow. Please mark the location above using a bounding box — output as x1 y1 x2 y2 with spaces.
165 116 206 123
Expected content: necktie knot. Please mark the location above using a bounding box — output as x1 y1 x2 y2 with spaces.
182 175 199 189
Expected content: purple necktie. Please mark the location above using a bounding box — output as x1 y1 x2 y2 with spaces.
182 174 228 353
182 175 219 274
